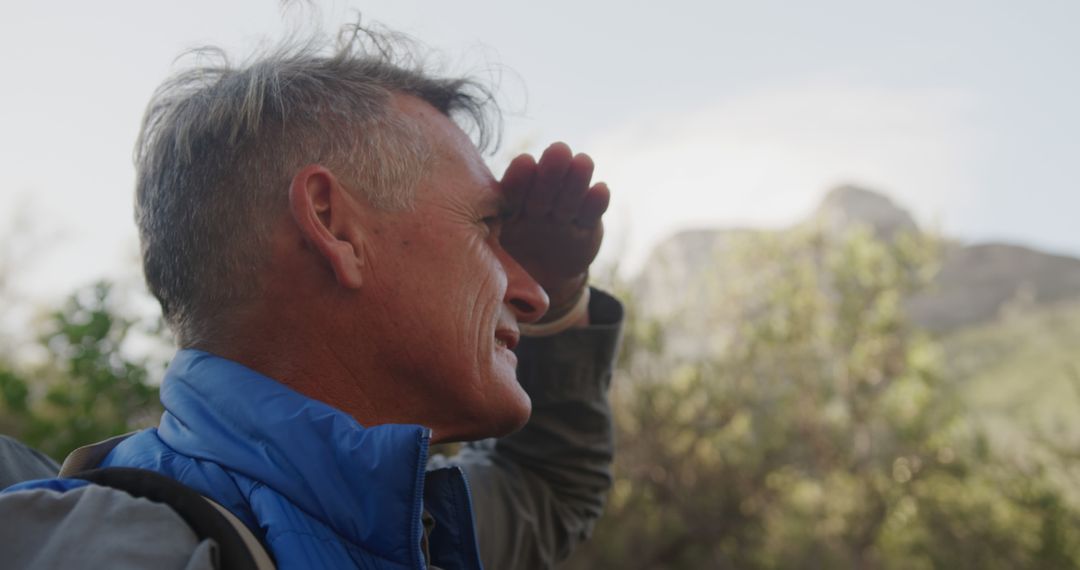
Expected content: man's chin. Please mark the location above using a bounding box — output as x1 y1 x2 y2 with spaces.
486 398 532 438
432 392 532 443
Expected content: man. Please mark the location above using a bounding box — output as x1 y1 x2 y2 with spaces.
1 24 622 569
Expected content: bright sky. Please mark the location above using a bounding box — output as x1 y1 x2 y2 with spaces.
2 0 1078 307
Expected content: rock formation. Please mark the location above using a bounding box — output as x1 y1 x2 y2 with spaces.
634 186 1080 336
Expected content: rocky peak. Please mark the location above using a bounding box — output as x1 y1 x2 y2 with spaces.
813 185 919 239
633 185 1080 336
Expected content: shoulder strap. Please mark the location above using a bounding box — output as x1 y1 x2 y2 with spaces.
200 495 278 570
60 437 275 569
73 467 276 570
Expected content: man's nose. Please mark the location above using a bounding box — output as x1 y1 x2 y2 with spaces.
500 250 550 324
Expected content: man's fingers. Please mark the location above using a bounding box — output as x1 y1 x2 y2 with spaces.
509 144 603 225
576 183 610 228
500 153 537 216
525 142 573 216
552 153 594 223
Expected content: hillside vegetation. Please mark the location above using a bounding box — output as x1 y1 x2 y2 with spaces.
941 299 1080 502
566 225 1080 569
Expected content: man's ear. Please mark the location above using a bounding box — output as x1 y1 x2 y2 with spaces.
288 165 367 289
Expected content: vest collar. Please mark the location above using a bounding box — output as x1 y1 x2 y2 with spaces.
157 349 430 568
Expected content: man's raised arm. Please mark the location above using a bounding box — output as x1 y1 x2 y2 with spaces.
431 142 623 568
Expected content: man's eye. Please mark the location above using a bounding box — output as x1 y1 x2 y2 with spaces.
480 216 499 234
483 211 511 226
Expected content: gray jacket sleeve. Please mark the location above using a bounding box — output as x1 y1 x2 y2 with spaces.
0 484 217 570
431 288 624 569
0 435 59 489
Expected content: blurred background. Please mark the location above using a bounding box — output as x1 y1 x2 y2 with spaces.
2 1 1079 567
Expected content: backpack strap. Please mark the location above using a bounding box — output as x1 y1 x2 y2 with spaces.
73 467 276 570
60 437 275 569
200 494 278 570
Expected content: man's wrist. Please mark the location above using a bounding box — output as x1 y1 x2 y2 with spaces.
521 281 590 337
540 273 589 321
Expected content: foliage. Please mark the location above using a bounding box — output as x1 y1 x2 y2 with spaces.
942 298 1080 483
564 226 1080 569
0 281 162 461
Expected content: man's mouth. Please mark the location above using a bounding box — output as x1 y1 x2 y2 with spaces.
495 329 519 350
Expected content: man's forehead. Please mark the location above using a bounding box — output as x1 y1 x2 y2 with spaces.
388 93 466 144
390 93 482 160
389 92 503 207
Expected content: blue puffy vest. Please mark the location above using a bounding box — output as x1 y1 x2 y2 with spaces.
101 349 484 569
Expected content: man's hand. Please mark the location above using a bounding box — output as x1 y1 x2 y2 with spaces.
499 142 610 320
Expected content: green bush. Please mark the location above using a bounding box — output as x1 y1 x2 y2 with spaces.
0 281 162 461
566 227 1080 569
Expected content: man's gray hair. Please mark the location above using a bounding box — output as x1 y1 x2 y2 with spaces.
135 24 499 346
